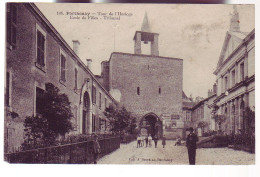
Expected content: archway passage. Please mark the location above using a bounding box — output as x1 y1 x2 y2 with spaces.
140 113 162 138
82 91 90 134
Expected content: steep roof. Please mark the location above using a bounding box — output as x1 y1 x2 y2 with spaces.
141 12 151 32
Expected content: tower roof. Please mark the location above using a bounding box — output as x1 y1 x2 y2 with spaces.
141 12 151 32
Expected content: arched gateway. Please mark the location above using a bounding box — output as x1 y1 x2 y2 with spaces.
79 78 92 134
139 113 163 138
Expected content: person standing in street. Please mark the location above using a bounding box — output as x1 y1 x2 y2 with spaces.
137 135 141 148
148 135 152 147
145 135 148 147
153 135 158 148
162 135 166 148
93 134 101 164
186 127 198 165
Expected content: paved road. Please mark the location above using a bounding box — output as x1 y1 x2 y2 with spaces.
98 140 255 165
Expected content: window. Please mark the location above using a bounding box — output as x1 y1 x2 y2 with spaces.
186 112 190 121
92 86 96 104
60 53 66 83
7 3 17 47
36 87 44 115
74 106 78 130
240 63 244 81
5 72 11 106
231 70 235 87
92 114 96 132
137 87 140 95
105 98 107 108
105 120 107 131
99 118 102 130
224 76 228 91
36 29 45 67
74 68 78 89
99 92 102 109
159 87 161 95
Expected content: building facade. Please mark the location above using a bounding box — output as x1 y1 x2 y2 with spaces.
191 93 216 136
101 14 184 139
212 6 255 135
5 3 117 153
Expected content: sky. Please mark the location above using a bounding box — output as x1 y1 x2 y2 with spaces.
35 3 254 98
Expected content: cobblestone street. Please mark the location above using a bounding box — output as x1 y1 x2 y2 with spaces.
98 141 255 165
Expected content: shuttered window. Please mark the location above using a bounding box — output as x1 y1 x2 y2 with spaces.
7 3 17 47
74 68 78 89
92 86 96 104
60 54 66 82
5 72 10 106
37 30 45 67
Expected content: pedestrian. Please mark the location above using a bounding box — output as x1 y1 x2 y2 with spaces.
175 137 182 146
93 134 101 164
148 135 152 147
153 135 158 148
162 135 166 148
145 135 148 147
141 136 144 147
137 135 141 148
186 127 199 165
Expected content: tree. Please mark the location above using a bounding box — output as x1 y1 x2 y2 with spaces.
244 106 255 134
104 105 137 136
22 83 73 150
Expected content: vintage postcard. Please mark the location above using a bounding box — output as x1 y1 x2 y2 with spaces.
4 3 255 165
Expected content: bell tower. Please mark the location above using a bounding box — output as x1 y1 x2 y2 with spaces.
133 12 159 56
229 5 240 32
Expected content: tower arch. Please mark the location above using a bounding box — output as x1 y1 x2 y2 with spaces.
139 112 163 138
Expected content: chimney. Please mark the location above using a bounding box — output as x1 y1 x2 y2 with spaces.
213 83 217 94
86 59 92 71
208 89 214 97
72 40 80 56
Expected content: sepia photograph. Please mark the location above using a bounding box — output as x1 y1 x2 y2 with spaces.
4 2 255 165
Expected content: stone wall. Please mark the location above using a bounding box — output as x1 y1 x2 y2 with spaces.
5 3 115 152
108 52 183 139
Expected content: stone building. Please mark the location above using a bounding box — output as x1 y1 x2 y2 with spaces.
100 13 184 139
212 6 255 135
182 92 196 137
5 3 117 153
191 89 216 136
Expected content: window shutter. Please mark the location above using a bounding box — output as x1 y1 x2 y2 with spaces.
5 72 10 106
37 31 45 66
7 4 11 43
61 55 66 82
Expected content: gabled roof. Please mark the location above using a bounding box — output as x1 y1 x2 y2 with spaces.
191 94 216 110
214 30 248 74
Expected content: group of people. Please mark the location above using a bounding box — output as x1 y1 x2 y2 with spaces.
137 135 166 148
136 127 199 165
92 126 198 165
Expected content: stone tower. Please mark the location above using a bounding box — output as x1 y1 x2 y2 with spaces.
106 12 183 139
134 12 159 56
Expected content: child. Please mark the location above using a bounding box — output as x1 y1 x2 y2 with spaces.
148 135 152 147
162 135 166 148
175 137 182 146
